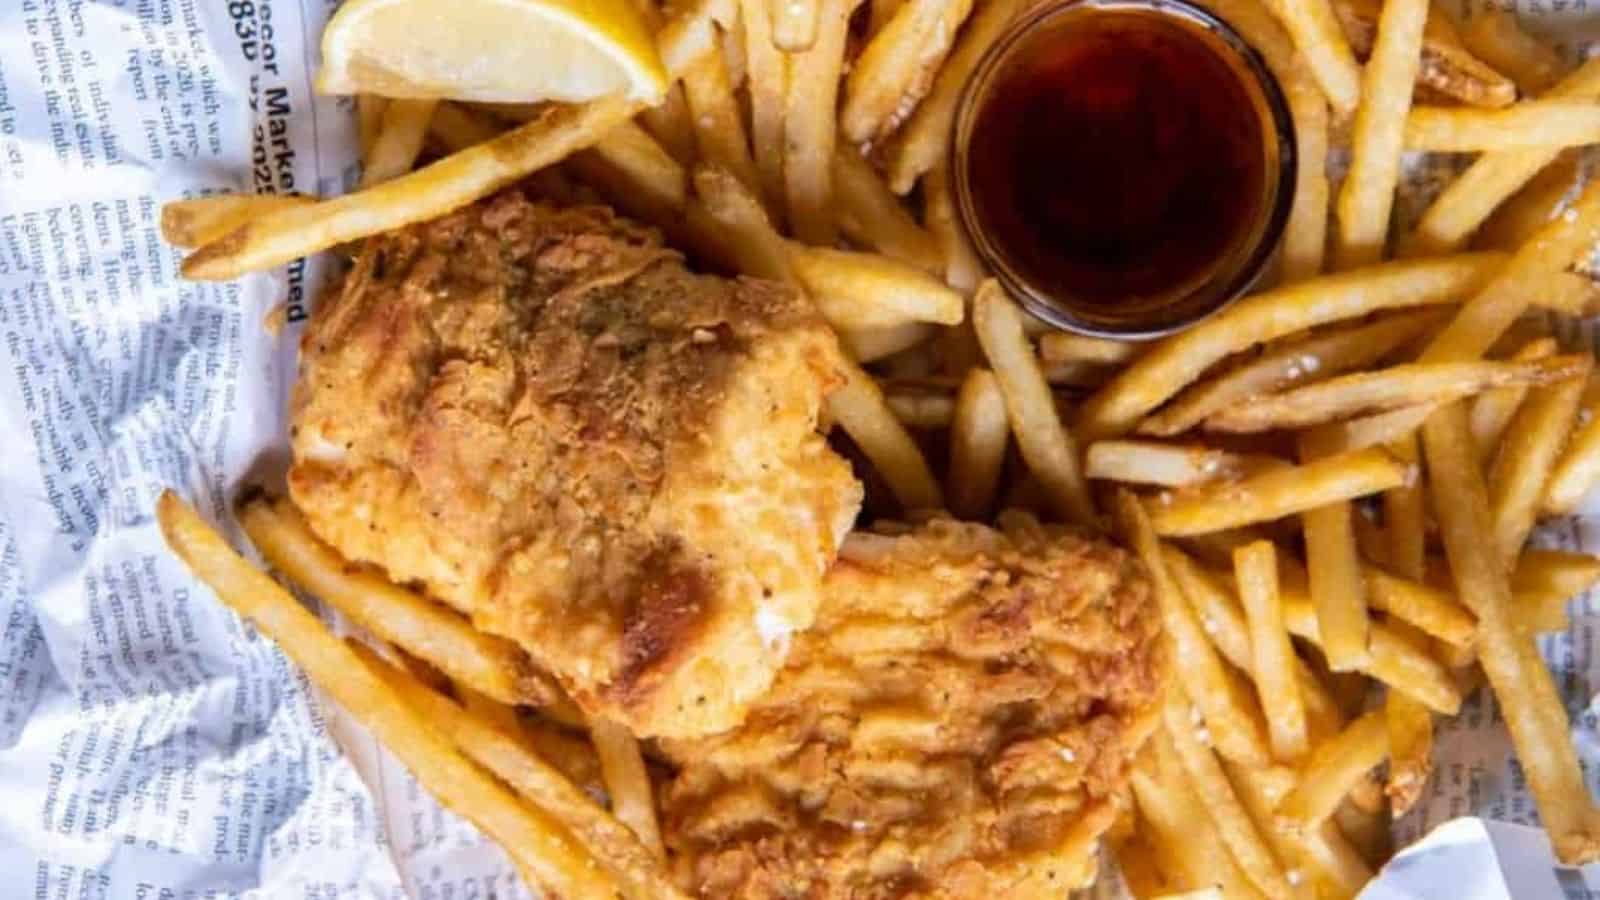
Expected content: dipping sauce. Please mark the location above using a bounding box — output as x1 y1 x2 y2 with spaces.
953 0 1294 338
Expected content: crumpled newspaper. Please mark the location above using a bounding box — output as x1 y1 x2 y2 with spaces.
0 1 1594 897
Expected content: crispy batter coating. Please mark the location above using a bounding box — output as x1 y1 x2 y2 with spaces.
288 191 862 738
659 513 1168 898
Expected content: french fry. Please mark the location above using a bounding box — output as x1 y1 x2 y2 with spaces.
840 0 974 144
1297 431 1373 674
1513 549 1600 633
1404 102 1600 153
1267 0 1362 116
1163 690 1294 898
1307 404 1440 455
160 194 319 250
1085 441 1251 488
1333 0 1516 109
521 715 607 793
1544 378 1600 513
182 97 638 280
1402 56 1600 257
1139 309 1448 437
1147 448 1408 537
1141 732 1271 899
1234 541 1308 764
1204 355 1591 433
1461 8 1566 95
830 357 943 510
1280 587 1460 714
734 0 786 215
922 161 984 292
1422 402 1600 864
357 94 388 159
1280 67 1331 281
838 322 934 363
975 282 1096 526
1332 0 1427 268
1383 622 1435 817
882 0 1027 193
884 389 953 427
236 496 558 707
359 647 683 898
1474 152 1586 253
1488 356 1591 565
1118 493 1274 767
428 102 505 153
1277 712 1390 835
156 492 618 900
832 147 942 272
1077 254 1504 440
1422 178 1600 365
680 49 762 199
1225 759 1374 900
589 717 666 859
781 0 848 243
693 165 793 282
1471 337 1558 465
788 244 964 329
1363 568 1475 649
573 119 690 218
1383 433 1427 580
947 368 1009 519
656 0 738 78
1039 333 1138 366
770 0 818 51
361 98 439 188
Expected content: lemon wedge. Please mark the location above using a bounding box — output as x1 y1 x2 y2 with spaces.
317 0 668 104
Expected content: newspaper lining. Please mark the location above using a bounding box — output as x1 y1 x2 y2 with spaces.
0 0 1595 897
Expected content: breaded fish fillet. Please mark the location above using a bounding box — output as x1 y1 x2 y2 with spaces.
659 513 1168 898
287 191 862 738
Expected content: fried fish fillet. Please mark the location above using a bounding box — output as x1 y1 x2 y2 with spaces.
287 191 863 738
659 514 1168 898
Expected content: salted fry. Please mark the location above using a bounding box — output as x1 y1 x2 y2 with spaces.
1269 0 1361 116
681 49 761 198
1205 355 1590 433
361 648 683 898
1086 441 1250 488
1513 549 1600 633
1147 448 1408 537
156 492 617 900
237 496 556 707
1333 0 1427 268
361 98 439 188
1423 179 1600 365
1383 624 1435 817
885 390 952 427
1119 493 1274 767
839 322 934 363
590 717 666 859
840 0 974 144
830 357 943 510
1226 759 1374 899
573 119 690 219
1277 712 1390 835
693 165 793 282
1403 56 1600 256
182 97 637 280
1039 333 1138 366
789 244 964 329
1333 0 1516 109
883 0 1027 193
1544 379 1600 513
923 162 984 292
1475 152 1586 253
782 0 848 243
947 368 1009 519
1281 65 1330 281
1138 732 1268 898
1363 568 1475 649
1140 309 1447 437
1471 338 1558 464
1405 102 1600 153
1234 541 1308 763
1461 8 1565 95
1163 690 1294 898
1423 402 1600 864
770 0 818 51
975 282 1096 525
160 194 319 250
1488 356 1591 564
1077 254 1504 440
1297 432 1372 674
1383 433 1427 578
832 147 942 272
657 0 738 78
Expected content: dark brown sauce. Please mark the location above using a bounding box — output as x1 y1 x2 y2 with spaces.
964 9 1269 307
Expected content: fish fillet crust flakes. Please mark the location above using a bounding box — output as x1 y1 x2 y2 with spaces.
288 191 862 738
660 513 1168 898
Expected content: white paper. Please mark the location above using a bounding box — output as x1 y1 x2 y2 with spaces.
1 0 1599 898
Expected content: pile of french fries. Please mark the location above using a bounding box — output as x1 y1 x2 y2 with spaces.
155 0 1600 896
